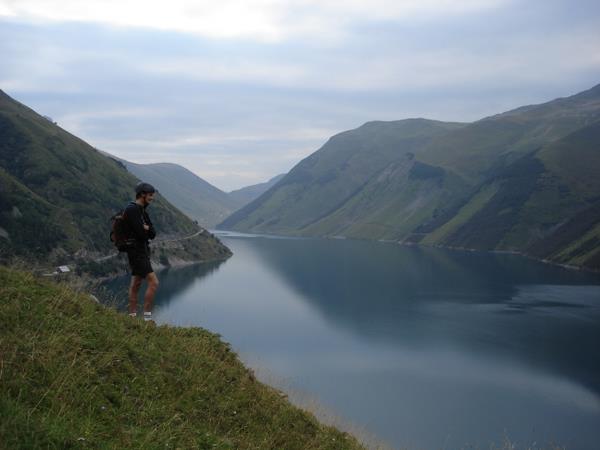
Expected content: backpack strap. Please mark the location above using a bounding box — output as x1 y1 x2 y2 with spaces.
128 201 147 225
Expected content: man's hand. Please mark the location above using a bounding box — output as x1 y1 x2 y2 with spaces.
143 224 150 231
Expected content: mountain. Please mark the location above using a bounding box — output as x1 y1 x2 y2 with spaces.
416 83 600 183
108 157 240 228
0 89 231 272
219 84 600 270
228 173 286 206
104 155 286 228
219 119 468 236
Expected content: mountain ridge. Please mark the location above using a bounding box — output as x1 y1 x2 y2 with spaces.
220 118 466 234
104 155 239 228
228 173 286 206
218 84 600 270
0 89 231 274
103 152 287 228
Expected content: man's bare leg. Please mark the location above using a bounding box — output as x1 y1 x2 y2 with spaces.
128 276 143 315
143 272 159 313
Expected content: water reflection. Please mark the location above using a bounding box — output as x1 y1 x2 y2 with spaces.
99 235 600 449
98 259 225 310
245 237 600 397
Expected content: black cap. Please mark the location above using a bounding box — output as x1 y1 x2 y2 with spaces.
135 182 156 195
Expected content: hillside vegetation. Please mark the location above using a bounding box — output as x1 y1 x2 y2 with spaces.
228 174 286 206
0 266 363 449
219 84 600 270
221 119 466 235
0 90 231 270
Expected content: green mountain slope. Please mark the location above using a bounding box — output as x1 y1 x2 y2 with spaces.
111 157 240 228
220 119 466 235
0 90 231 268
228 173 286 206
417 83 600 183
525 122 600 268
219 84 600 270
0 266 363 449
299 156 470 240
418 120 600 268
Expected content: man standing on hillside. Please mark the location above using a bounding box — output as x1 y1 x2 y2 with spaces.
125 182 159 322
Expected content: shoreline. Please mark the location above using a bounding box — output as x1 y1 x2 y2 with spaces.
418 242 600 275
214 228 600 275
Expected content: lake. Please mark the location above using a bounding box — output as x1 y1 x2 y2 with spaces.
101 232 600 450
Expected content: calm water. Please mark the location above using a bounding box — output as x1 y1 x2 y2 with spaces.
101 233 600 450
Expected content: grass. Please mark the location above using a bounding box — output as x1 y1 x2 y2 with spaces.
421 182 499 245
0 266 364 449
538 121 600 201
551 222 600 266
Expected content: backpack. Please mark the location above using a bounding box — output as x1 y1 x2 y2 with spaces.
110 206 136 252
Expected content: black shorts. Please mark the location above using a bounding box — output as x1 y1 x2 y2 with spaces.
127 246 153 278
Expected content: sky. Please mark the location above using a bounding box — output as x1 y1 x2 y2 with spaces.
1 0 599 191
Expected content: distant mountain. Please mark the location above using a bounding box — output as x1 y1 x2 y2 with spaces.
0 89 231 271
106 156 286 228
228 173 286 206
109 158 240 228
219 84 600 270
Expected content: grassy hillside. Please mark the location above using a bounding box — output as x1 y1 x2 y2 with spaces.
219 119 466 234
524 122 600 268
417 83 600 182
417 121 600 270
0 165 78 255
0 90 231 270
299 156 469 240
424 153 552 249
228 173 286 206
218 84 600 270
538 119 600 200
0 266 363 449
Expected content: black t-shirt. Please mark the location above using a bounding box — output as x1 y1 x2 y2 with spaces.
124 201 156 249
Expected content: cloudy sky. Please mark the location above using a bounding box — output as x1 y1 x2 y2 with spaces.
1 0 599 191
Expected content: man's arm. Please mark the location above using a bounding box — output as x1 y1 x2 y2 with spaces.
144 212 156 240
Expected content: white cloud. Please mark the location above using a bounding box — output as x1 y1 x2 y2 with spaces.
0 0 511 42
140 58 309 87
89 129 331 190
0 2 14 16
76 126 336 151
130 28 600 92
56 107 168 136
0 0 283 40
3 0 598 191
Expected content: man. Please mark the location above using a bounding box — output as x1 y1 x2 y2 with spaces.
125 182 159 321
